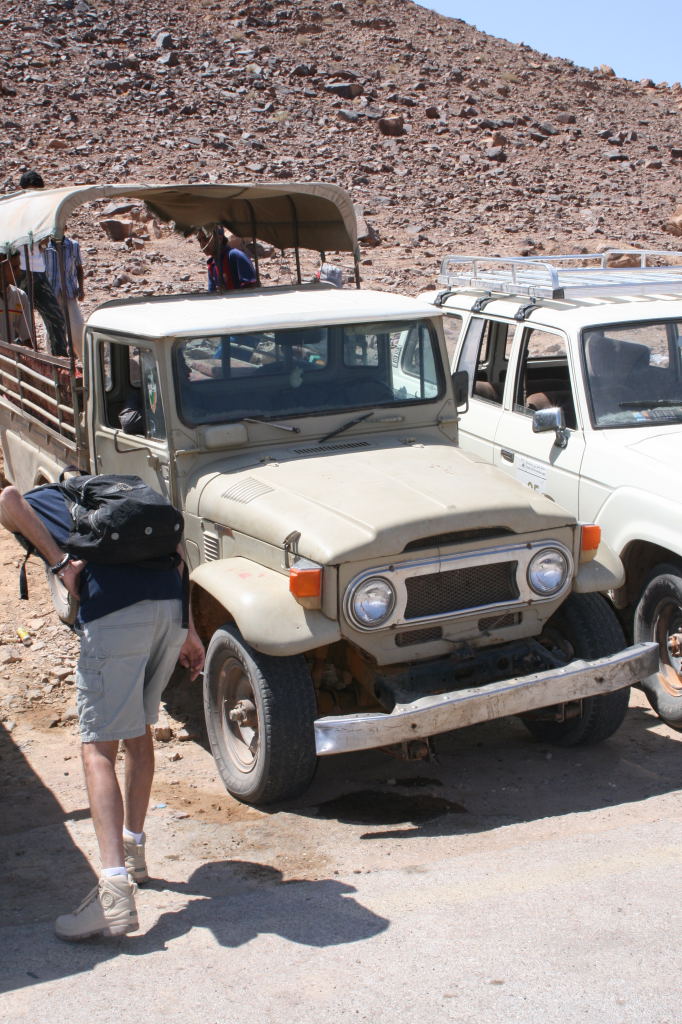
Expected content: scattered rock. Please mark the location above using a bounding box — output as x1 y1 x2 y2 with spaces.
100 219 134 242
154 718 173 742
155 31 175 50
325 80 363 99
378 115 405 137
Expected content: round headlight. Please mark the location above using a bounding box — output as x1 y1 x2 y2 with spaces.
527 548 569 596
350 576 396 628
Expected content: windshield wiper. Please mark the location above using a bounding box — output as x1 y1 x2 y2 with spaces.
243 417 300 433
619 400 682 410
319 411 374 443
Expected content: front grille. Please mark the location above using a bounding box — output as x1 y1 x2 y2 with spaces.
404 561 518 619
395 627 443 647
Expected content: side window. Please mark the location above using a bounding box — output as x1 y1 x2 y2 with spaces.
100 340 165 441
442 314 463 366
471 319 510 405
140 349 166 440
513 328 576 429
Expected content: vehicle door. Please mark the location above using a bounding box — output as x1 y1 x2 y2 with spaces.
451 313 516 462
492 325 585 512
89 335 173 498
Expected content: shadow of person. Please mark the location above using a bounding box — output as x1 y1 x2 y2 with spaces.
133 860 389 952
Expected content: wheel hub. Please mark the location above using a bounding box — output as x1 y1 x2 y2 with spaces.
229 699 257 728
653 609 682 696
217 656 260 773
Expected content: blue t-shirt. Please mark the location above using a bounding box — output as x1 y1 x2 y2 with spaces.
24 485 182 624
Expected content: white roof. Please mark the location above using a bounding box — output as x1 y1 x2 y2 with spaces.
87 285 441 339
429 289 682 332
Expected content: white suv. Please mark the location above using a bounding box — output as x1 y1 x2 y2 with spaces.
421 251 682 730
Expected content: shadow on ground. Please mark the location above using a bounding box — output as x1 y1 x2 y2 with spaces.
275 701 682 838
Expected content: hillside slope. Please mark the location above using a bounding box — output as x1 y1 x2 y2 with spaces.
1 0 681 294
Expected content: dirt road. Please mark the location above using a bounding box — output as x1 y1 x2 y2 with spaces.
0 521 680 1023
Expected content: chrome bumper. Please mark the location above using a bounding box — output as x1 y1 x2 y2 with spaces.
314 642 658 756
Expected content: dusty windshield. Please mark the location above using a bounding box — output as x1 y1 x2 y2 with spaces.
174 320 442 425
583 319 682 428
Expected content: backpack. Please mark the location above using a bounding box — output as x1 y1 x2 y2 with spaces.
58 474 183 565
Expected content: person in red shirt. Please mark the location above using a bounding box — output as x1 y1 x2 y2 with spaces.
197 227 257 291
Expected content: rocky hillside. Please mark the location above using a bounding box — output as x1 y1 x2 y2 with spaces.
2 0 682 297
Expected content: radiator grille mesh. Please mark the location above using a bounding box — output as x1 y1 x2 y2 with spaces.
404 561 518 619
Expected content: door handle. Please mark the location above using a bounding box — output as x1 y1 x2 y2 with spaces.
501 449 514 463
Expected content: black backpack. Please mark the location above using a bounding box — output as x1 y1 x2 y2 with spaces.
59 474 183 565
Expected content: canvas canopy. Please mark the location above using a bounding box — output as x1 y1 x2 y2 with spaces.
0 181 359 255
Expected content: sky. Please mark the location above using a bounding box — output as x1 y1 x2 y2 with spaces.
416 1 681 86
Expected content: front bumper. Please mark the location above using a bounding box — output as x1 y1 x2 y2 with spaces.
314 641 658 756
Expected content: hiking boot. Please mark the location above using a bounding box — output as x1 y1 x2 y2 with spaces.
55 875 138 941
123 833 148 884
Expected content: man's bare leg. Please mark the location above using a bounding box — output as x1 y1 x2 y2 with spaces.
123 728 155 835
81 740 125 868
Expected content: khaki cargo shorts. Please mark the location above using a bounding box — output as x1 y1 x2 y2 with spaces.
75 599 186 743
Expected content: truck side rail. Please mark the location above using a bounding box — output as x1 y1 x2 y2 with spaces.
0 340 80 452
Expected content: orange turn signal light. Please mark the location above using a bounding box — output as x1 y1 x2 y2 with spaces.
581 524 601 554
289 566 322 598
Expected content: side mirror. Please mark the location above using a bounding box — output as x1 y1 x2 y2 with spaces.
532 406 569 449
451 369 469 412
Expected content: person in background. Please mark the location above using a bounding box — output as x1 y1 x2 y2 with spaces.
0 251 31 346
197 226 257 292
225 233 258 289
45 225 85 360
17 170 69 357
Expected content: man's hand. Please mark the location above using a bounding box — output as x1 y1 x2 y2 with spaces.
59 558 85 599
178 626 205 680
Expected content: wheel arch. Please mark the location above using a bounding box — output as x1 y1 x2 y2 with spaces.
616 540 682 612
190 557 341 656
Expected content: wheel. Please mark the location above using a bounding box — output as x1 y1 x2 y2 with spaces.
523 593 630 746
45 567 78 626
203 624 318 805
633 564 682 731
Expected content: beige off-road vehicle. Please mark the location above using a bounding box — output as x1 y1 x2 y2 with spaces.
0 184 656 804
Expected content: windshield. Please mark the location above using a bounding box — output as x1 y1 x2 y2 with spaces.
583 319 682 428
174 320 442 425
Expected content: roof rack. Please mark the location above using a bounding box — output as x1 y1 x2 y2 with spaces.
437 251 682 300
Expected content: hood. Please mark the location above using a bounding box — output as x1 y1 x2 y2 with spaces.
625 427 682 466
195 441 574 564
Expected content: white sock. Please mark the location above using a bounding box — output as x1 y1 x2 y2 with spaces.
123 827 144 845
102 866 128 878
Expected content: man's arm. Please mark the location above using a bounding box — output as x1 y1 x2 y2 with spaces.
0 486 83 597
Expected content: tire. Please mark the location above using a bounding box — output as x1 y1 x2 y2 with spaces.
45 567 78 626
523 593 630 746
203 624 318 805
633 564 682 731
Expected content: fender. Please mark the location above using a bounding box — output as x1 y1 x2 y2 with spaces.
572 540 624 594
191 556 341 656
595 487 682 563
